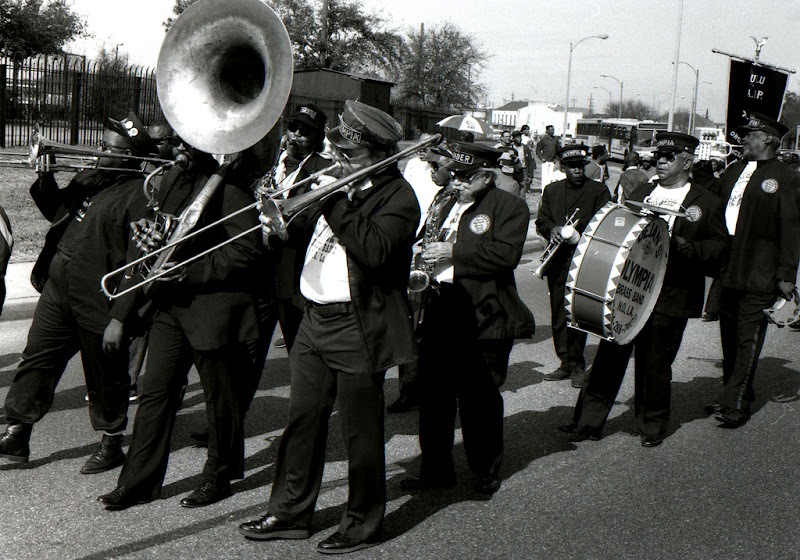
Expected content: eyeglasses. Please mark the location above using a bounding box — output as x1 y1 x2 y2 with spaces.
287 121 315 137
450 168 481 183
654 151 677 162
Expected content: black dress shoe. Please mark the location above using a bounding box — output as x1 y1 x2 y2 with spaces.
189 431 209 448
704 402 723 416
179 481 231 508
317 531 381 554
701 313 719 322
81 434 125 474
0 421 32 462
386 395 420 414
238 514 310 540
640 434 664 447
474 473 501 495
400 473 456 491
558 423 602 441
715 407 750 428
97 486 153 511
543 367 571 381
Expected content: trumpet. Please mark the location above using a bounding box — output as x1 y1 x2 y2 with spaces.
696 140 740 161
533 209 579 279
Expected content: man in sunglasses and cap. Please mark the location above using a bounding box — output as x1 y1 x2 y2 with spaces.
705 113 800 427
240 100 419 554
0 115 158 471
400 142 534 496
562 131 728 447
536 144 611 388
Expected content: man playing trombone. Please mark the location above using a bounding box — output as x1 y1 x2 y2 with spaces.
535 144 610 387
239 100 419 555
0 118 159 472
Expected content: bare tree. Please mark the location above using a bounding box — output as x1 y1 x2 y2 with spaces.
395 22 488 110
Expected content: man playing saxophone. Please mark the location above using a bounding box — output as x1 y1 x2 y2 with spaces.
401 142 534 496
535 144 610 388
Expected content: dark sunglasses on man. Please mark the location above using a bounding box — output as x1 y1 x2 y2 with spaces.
449 168 482 183
654 150 678 162
287 121 316 137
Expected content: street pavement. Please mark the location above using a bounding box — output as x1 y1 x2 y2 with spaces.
2 191 800 558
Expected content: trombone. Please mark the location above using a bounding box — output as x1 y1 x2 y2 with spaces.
100 133 443 299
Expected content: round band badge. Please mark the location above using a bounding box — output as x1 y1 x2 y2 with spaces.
470 214 491 234
685 205 702 222
761 178 778 194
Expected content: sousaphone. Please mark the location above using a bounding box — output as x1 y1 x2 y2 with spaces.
156 0 294 154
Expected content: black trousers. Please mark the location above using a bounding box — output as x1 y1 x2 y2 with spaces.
4 252 129 432
572 311 687 437
547 261 587 372
716 288 775 412
268 303 386 540
117 310 256 497
704 277 722 315
417 286 512 480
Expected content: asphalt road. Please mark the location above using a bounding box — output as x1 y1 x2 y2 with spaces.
1 240 800 559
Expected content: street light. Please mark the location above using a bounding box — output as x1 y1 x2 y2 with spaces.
678 61 699 134
563 34 609 140
593 86 612 114
600 74 623 119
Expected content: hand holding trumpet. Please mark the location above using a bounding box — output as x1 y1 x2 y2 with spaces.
550 223 580 245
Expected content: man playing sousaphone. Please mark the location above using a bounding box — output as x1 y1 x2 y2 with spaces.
561 132 728 447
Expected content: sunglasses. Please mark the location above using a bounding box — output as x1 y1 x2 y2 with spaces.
287 121 315 137
449 168 482 183
653 151 678 162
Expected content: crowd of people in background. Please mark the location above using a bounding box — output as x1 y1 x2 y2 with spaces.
0 102 798 555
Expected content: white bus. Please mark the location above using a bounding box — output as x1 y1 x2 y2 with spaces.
575 118 668 160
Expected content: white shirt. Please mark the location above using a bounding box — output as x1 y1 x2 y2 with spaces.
299 178 376 304
725 161 757 235
433 200 473 284
643 182 691 234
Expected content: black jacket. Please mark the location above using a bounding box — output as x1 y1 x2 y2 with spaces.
628 181 728 317
718 158 800 293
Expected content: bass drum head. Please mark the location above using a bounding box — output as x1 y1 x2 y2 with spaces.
566 203 669 345
608 217 669 344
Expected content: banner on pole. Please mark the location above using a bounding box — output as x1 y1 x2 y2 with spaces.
726 60 788 151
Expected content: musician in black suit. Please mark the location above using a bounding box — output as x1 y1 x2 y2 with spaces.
535 145 610 387
400 142 535 496
707 114 800 427
561 132 728 447
97 143 266 510
0 118 158 471
238 100 419 555
260 103 332 351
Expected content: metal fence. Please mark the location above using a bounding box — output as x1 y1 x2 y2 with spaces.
1 55 161 148
1 55 461 150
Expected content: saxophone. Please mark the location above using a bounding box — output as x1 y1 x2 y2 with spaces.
408 190 455 293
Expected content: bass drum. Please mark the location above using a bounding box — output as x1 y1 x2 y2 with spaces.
565 202 670 345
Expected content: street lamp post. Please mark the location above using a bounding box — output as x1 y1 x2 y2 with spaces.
678 61 699 134
593 86 612 114
600 74 623 119
564 34 609 140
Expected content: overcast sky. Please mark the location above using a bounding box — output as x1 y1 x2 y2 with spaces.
64 0 800 123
